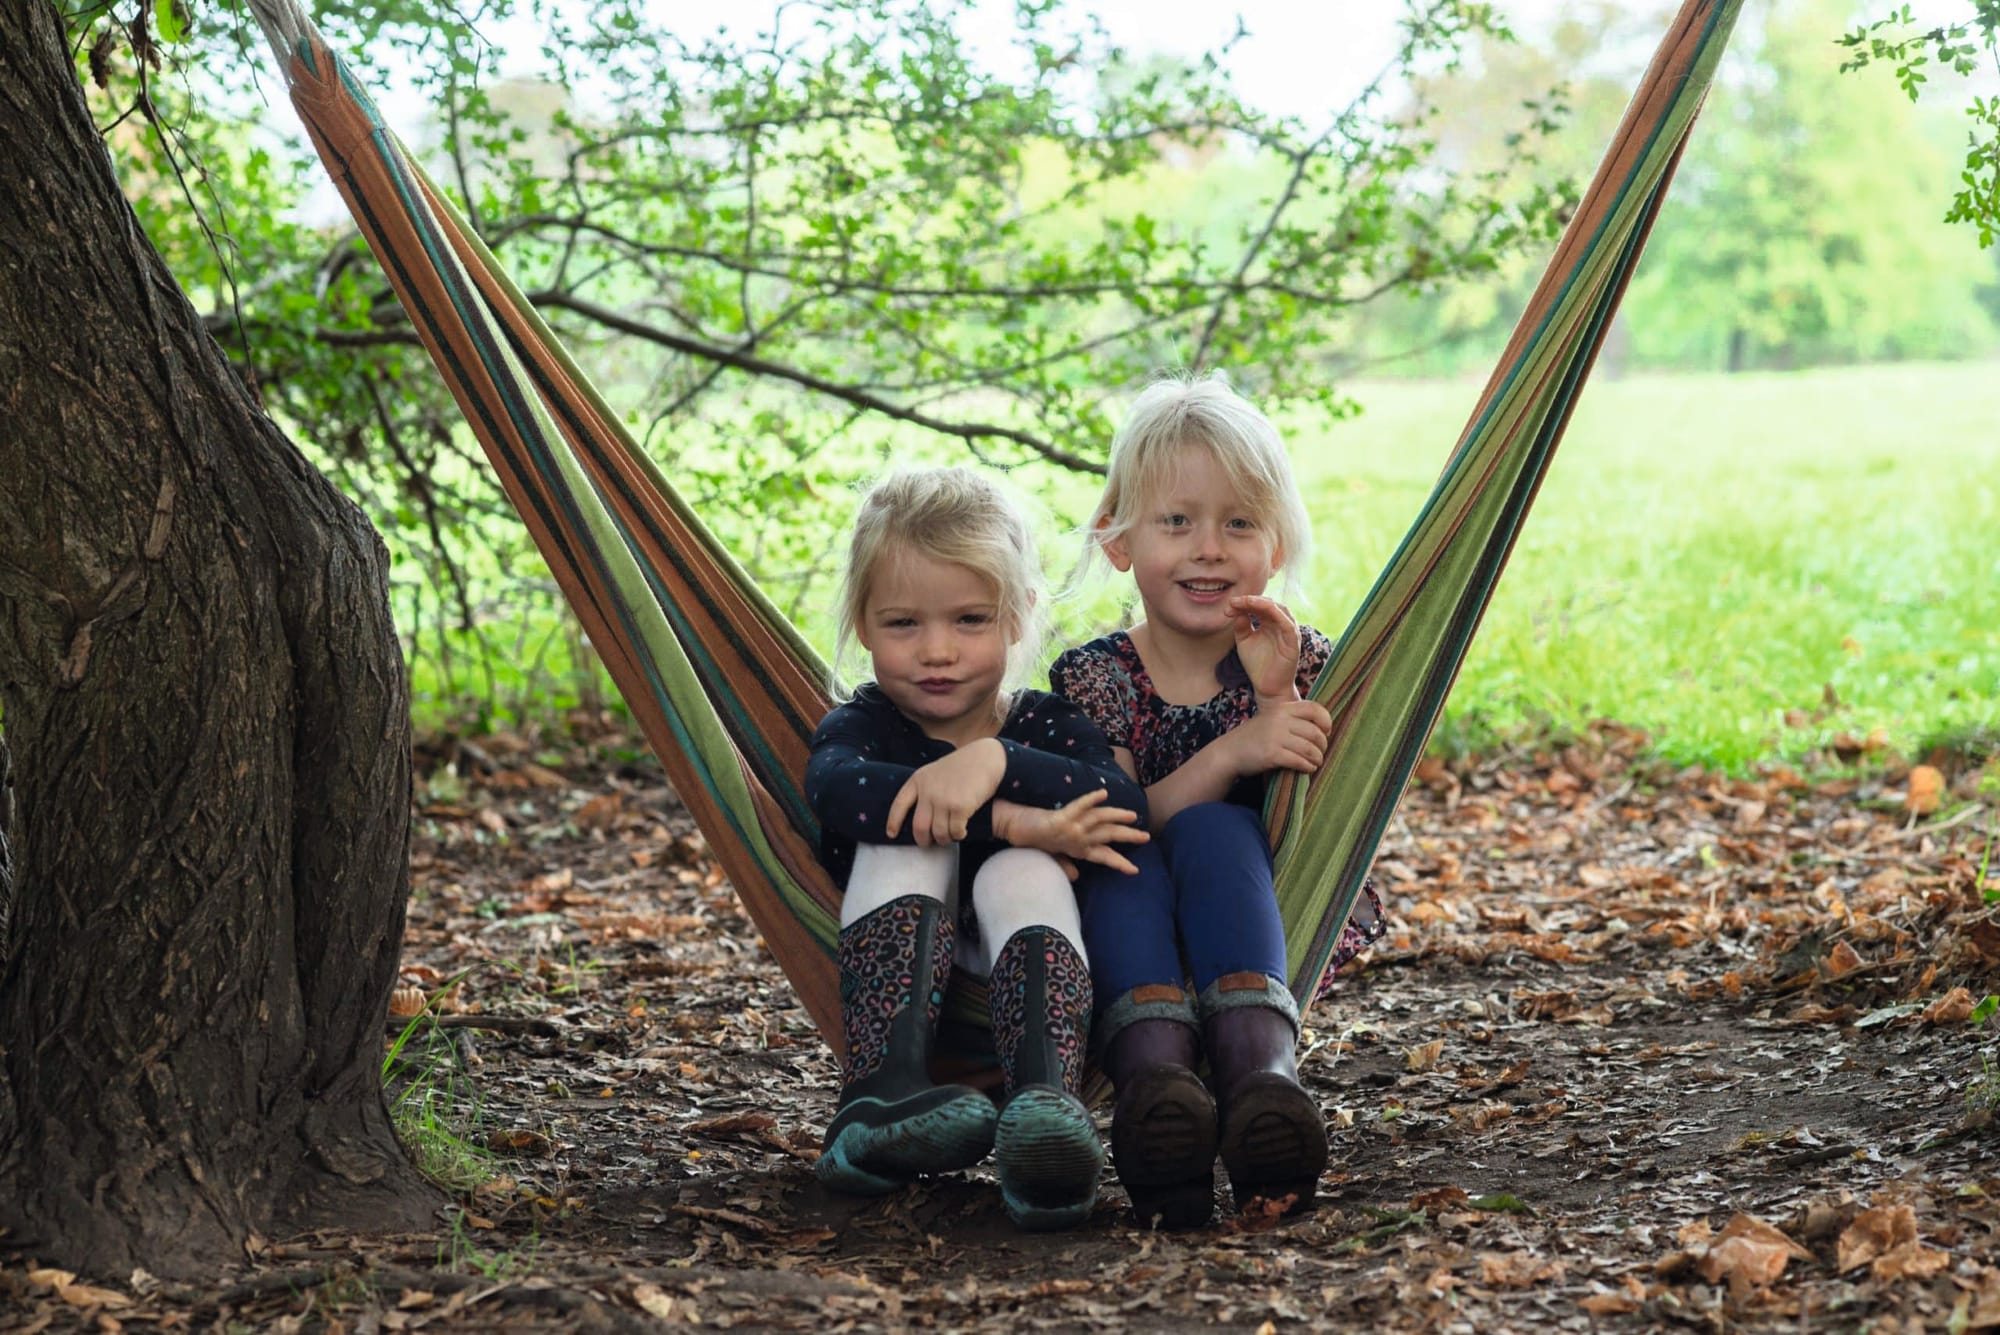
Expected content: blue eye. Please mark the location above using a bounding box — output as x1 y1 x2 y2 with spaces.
960 613 993 627
1228 517 1257 532
1161 513 1190 529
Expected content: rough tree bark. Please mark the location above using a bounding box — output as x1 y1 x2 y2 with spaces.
0 0 437 1276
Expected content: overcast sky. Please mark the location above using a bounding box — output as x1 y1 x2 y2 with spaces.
473 0 1992 124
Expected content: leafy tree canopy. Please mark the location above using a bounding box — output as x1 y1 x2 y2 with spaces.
65 0 1573 715
1841 0 2000 246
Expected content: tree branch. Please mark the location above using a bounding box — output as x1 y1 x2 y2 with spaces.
527 290 1102 472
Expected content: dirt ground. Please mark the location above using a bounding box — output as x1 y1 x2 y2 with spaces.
7 724 2000 1332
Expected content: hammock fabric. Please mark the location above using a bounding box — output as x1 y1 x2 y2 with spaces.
249 0 1743 1053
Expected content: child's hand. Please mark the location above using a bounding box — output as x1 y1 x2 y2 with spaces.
992 790 1150 875
1228 595 1304 702
1224 698 1333 777
887 739 1006 846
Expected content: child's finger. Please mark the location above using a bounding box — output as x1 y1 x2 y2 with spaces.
1057 856 1081 882
1298 701 1334 734
1098 823 1151 845
886 780 917 838
1061 788 1111 814
1087 845 1139 875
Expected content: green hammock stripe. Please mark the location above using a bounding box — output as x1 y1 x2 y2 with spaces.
281 31 849 1041
1274 5 1738 999
260 0 1743 1055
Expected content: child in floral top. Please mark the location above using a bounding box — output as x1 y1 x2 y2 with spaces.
1051 373 1384 1228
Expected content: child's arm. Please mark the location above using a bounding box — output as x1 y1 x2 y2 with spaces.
883 699 1149 847
803 699 926 846
991 789 1149 877
985 698 1148 820
1143 699 1334 828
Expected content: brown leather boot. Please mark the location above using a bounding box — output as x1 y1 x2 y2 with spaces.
1202 973 1327 1213
1101 1010 1217 1229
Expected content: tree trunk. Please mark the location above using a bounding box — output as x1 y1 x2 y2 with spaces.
0 0 436 1277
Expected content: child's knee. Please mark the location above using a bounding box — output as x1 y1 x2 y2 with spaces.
847 842 956 898
973 849 1074 917
979 846 1070 892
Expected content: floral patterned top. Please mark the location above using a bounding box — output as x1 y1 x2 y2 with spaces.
1049 628 1386 984
1049 628 1335 804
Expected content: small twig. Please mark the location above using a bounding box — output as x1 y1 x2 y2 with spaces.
1889 802 1987 842
671 1203 781 1236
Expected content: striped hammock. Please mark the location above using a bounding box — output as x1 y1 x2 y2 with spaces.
248 0 1743 1052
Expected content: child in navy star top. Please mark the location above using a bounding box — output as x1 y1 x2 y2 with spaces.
804 467 1146 1231
1050 373 1385 1227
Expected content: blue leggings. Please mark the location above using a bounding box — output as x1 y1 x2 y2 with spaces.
1078 801 1288 1010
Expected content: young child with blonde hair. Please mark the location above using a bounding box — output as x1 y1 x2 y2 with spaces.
1051 374 1385 1227
805 466 1149 1230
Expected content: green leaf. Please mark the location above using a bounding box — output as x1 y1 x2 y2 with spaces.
1469 1193 1534 1214
155 0 183 45
1856 1002 1925 1028
1972 995 2000 1024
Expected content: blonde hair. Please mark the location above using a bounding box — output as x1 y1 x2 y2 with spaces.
832 467 1048 698
1084 372 1312 590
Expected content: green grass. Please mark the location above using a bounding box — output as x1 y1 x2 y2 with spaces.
1285 359 2000 769
403 360 2000 774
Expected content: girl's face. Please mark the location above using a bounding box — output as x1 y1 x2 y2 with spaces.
857 546 1014 744
1101 446 1282 646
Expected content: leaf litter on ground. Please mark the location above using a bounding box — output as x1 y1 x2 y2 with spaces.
6 720 1999 1330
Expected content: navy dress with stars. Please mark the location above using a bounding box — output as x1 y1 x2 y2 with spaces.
804 684 1148 903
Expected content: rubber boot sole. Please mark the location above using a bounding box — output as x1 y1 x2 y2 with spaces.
1218 1072 1328 1214
994 1086 1104 1230
1111 1066 1218 1229
816 1086 998 1195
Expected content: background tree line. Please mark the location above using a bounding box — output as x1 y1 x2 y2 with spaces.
1358 0 2000 377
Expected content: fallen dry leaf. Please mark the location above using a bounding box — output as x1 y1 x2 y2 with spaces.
1905 764 1944 815
1924 987 1975 1025
1412 1185 1471 1212
685 1111 779 1137
1872 1241 1951 1282
56 1280 133 1310
573 792 624 830
1794 1193 1860 1242
1824 940 1864 977
1405 1039 1445 1072
632 1282 676 1320
1839 1203 1919 1272
1480 1252 1565 1289
1698 1234 1792 1297
1577 1292 1640 1315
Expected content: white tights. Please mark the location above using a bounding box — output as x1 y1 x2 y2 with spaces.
839 843 1087 976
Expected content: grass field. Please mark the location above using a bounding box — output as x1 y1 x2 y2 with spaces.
405 360 2000 774
1291 359 2000 769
